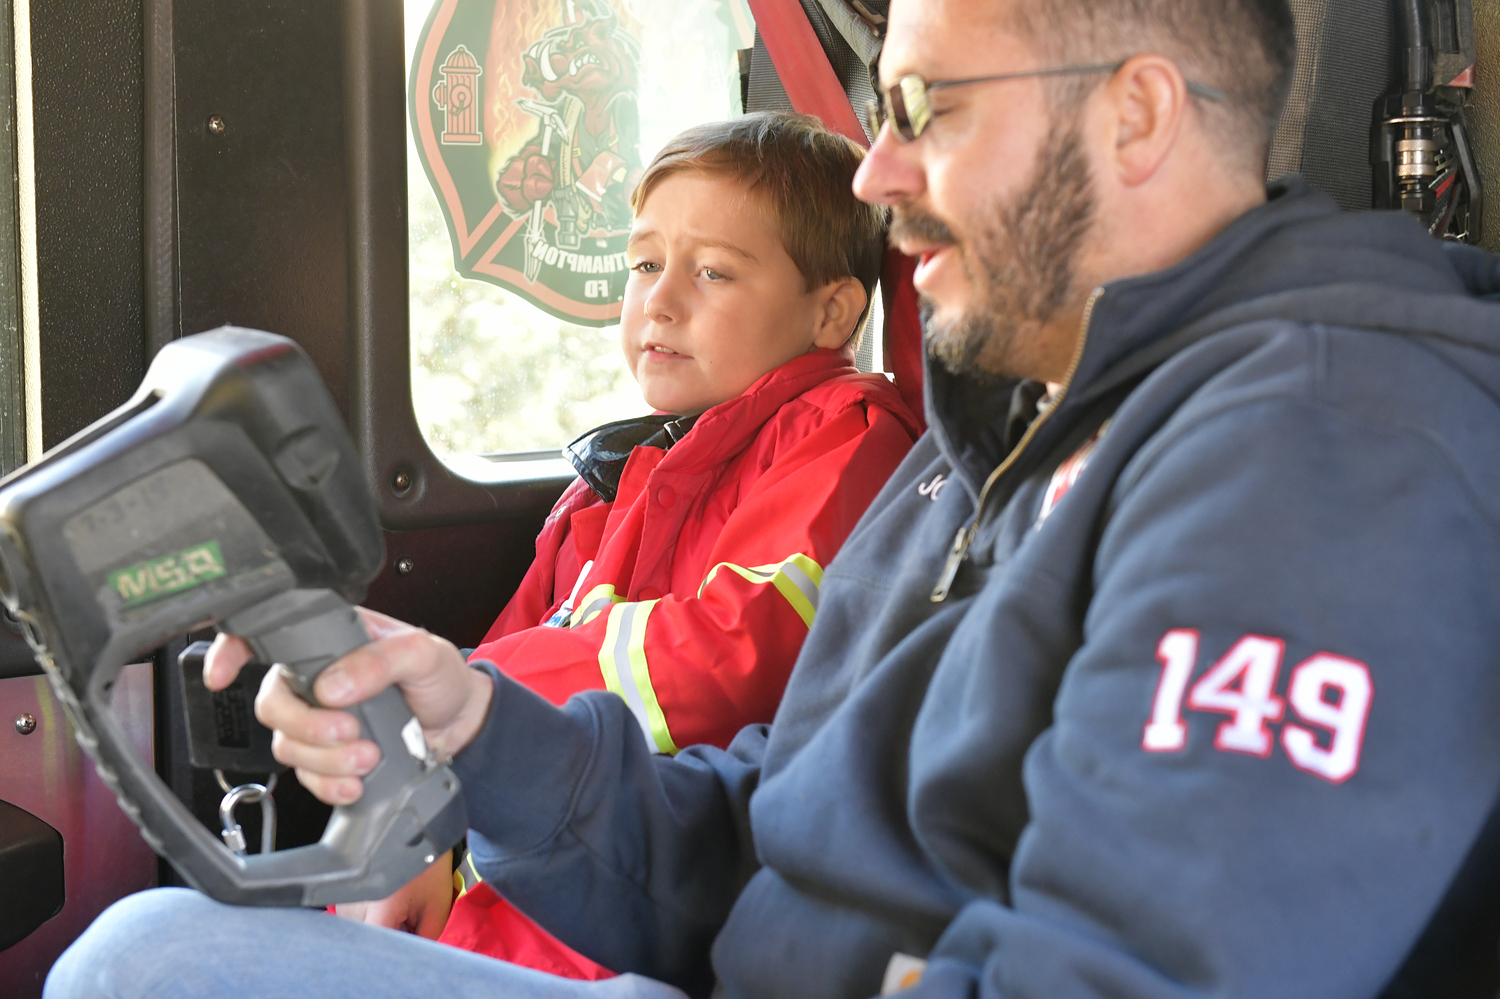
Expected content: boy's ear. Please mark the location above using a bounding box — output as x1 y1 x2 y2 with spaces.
812 278 869 352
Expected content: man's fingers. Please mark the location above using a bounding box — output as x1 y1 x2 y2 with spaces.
255 669 361 745
254 666 378 807
268 729 379 777
293 768 367 808
236 611 481 804
308 620 454 710
202 634 253 692
310 642 396 709
354 605 408 638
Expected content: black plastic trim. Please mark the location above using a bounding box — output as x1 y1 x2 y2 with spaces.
144 0 178 358
0 798 65 951
344 0 568 531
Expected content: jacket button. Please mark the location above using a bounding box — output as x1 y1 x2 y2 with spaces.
656 485 676 508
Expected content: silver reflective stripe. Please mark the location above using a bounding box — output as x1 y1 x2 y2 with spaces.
778 560 819 614
609 603 656 751
572 594 617 627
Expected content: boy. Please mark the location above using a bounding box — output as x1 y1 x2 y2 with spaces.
335 112 919 972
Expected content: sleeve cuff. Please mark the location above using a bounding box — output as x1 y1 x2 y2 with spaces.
448 660 599 851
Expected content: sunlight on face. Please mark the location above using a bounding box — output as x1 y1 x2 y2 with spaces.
621 172 850 416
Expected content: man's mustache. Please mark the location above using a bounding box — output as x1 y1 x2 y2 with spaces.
889 206 956 248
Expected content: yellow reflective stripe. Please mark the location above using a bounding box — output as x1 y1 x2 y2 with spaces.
597 600 679 754
570 583 622 628
455 853 482 898
598 601 630 700
697 553 824 628
626 601 678 755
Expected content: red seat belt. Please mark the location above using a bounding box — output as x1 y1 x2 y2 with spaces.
880 251 924 424
746 0 927 428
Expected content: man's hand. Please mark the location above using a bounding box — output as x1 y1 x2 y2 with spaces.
203 607 494 806
334 849 455 938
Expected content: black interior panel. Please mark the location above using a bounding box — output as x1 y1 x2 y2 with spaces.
30 1 147 449
173 0 351 413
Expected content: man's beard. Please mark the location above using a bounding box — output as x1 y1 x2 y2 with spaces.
891 117 1096 379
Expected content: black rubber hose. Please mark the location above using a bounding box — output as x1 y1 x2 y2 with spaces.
1400 0 1432 91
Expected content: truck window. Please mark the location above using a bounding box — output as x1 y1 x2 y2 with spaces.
405 0 755 462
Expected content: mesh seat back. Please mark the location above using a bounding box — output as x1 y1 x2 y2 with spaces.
1268 0 1398 209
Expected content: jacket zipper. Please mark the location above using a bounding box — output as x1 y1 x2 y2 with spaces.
930 287 1107 602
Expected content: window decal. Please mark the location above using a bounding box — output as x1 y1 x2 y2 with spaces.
410 0 642 324
409 0 751 327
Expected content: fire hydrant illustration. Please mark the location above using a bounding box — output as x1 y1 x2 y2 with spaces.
433 45 482 145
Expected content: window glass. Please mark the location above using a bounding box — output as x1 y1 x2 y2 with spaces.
406 0 753 460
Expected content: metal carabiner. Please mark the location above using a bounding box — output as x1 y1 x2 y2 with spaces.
215 769 279 856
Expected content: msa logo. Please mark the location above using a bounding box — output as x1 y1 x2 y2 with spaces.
108 541 227 608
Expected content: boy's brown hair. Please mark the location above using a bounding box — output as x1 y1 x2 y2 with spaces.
630 112 889 342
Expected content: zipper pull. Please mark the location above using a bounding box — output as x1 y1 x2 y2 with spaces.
931 521 977 603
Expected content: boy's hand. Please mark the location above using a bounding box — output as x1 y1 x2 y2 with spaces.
334 849 455 938
203 607 494 806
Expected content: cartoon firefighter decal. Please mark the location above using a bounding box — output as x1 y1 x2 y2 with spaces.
410 0 746 326
494 1 642 266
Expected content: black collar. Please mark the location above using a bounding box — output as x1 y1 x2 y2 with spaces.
564 414 699 501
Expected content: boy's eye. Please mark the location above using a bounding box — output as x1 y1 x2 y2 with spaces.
631 261 662 274
702 268 726 281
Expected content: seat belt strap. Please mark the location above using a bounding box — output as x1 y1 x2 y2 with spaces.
745 0 869 146
881 250 925 428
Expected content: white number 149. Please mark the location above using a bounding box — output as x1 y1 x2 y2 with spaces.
1142 630 1373 784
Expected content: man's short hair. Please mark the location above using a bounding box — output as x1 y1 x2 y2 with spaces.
1011 0 1297 172
631 112 890 340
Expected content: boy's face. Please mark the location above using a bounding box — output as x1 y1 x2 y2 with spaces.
621 171 862 416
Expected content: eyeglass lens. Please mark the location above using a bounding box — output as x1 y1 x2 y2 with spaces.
868 76 932 142
896 76 928 140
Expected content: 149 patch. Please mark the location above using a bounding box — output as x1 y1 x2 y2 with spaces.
1142 629 1373 784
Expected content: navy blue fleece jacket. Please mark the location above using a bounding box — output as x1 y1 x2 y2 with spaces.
453 178 1500 998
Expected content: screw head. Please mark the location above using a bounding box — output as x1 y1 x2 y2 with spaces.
207 115 226 135
395 557 415 576
15 713 35 735
393 470 413 493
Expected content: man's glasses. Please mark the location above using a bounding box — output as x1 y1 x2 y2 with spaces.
865 61 1228 143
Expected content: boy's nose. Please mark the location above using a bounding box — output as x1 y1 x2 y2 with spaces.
852 125 926 207
643 270 684 325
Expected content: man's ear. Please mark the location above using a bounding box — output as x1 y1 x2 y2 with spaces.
1102 54 1192 188
812 278 869 351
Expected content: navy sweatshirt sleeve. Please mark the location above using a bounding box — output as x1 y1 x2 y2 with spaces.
917 385 1500 997
449 664 763 994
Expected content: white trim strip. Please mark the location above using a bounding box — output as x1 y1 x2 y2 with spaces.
14 0 39 461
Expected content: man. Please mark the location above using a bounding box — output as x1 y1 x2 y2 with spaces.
48 0 1500 996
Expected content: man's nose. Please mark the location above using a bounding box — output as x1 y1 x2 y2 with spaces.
852 124 926 206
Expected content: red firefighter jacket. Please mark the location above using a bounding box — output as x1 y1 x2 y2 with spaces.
439 349 918 972
466 347 919 752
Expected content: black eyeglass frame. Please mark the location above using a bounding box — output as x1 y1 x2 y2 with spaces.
865 60 1228 143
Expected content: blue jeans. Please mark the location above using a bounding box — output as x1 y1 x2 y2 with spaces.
44 888 690 999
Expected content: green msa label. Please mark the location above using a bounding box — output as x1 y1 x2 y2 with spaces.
107 541 227 607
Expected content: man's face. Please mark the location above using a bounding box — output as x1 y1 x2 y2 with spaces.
621 172 851 416
855 0 1099 381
